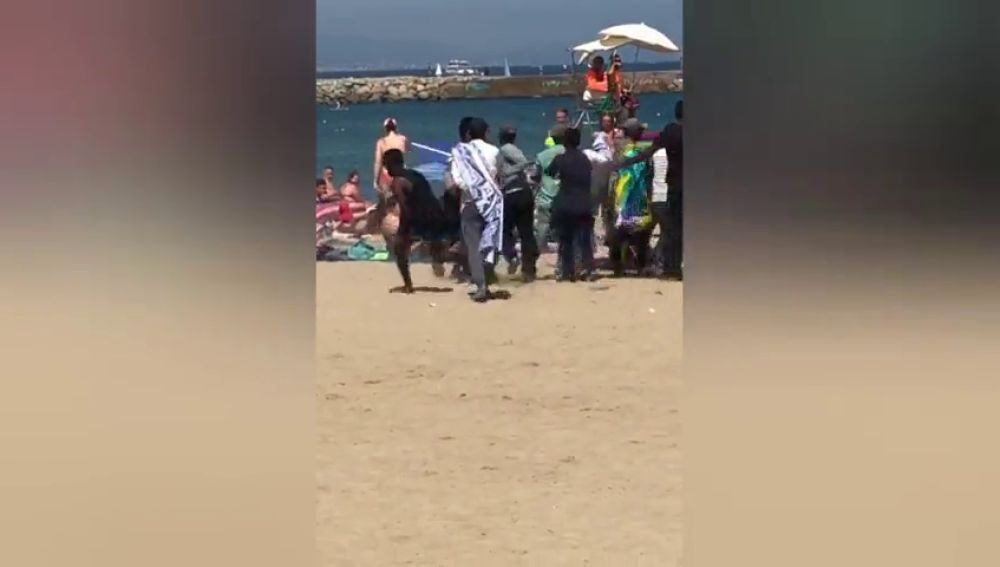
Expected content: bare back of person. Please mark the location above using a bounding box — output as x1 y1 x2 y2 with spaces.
373 120 410 195
381 132 407 153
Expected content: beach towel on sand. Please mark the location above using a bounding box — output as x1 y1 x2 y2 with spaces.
449 142 504 263
345 240 389 261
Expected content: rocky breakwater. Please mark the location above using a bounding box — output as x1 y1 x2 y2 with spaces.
316 72 683 106
316 76 457 106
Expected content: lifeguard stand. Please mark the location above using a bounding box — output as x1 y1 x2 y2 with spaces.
572 91 617 130
568 24 681 131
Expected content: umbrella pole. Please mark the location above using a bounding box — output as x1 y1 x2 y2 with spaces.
632 45 640 86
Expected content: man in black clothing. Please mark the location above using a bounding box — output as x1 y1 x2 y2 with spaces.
497 125 540 282
618 99 683 279
544 127 595 282
383 148 448 293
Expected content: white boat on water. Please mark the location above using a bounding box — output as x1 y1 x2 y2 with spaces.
434 62 443 77
443 59 481 76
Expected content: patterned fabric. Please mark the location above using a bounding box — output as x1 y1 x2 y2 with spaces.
590 131 614 158
534 200 553 245
612 143 653 232
585 132 615 217
450 141 504 263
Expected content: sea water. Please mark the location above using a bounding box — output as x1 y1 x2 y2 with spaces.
316 92 683 201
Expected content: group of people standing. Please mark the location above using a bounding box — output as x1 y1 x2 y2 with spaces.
364 98 683 303
527 100 684 283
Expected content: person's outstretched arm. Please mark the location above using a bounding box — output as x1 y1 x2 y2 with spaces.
530 156 544 184
616 141 660 169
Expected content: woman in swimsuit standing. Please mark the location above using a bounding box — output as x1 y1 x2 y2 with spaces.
371 118 411 244
373 118 410 196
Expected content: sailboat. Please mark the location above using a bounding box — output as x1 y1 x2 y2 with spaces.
503 58 511 77
434 62 443 77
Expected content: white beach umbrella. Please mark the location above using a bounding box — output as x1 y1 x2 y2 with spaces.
570 23 680 65
571 37 634 64
597 23 680 54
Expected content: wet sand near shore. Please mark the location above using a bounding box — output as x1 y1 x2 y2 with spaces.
317 254 682 565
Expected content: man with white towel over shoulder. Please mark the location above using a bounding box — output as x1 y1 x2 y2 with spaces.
448 117 503 303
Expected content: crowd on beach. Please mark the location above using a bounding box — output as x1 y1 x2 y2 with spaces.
317 54 683 302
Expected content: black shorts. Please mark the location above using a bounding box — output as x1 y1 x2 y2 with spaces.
398 214 453 243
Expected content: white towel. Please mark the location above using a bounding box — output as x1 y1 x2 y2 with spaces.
449 142 504 264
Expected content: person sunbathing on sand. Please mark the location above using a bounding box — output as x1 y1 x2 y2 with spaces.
322 165 337 195
316 178 337 203
338 170 372 215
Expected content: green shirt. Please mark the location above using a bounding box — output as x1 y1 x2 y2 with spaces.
535 144 565 206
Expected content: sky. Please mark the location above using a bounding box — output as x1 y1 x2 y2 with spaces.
317 0 683 69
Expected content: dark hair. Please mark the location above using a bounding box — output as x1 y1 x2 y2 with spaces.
498 125 517 145
675 100 684 120
563 127 581 149
467 117 489 141
322 165 334 172
592 55 605 66
316 178 327 187
458 116 475 140
556 108 569 116
347 169 360 181
383 118 397 132
382 148 404 170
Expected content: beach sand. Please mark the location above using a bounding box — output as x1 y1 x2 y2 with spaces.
317 254 682 565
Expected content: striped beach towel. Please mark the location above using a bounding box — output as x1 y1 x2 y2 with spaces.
449 141 504 264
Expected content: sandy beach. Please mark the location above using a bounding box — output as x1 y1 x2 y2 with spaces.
317 254 682 565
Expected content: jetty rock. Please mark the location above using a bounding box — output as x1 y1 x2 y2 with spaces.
316 71 682 106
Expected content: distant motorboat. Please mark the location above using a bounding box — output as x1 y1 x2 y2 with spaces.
444 59 481 76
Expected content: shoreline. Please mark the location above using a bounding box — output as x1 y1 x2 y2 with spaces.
317 71 682 106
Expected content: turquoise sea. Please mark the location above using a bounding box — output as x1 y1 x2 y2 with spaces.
316 92 683 201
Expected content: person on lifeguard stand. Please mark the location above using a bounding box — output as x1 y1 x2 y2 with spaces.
609 52 625 98
584 55 610 103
